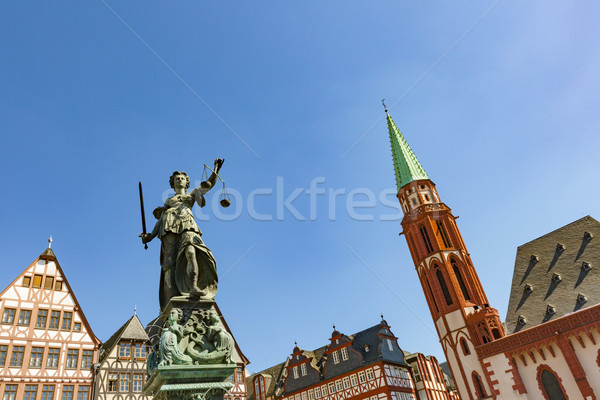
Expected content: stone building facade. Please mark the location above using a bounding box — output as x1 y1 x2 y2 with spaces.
0 243 100 400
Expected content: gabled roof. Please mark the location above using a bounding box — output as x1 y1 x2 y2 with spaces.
505 215 600 333
100 313 150 363
0 246 100 346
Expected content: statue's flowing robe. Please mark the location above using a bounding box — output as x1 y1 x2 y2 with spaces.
156 190 218 311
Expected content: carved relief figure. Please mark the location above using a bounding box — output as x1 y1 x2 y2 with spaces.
159 308 193 366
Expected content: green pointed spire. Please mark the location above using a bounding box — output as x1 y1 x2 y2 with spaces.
386 110 429 190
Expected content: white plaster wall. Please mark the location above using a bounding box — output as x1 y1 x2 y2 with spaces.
515 343 580 400
482 353 528 400
571 331 600 397
444 310 465 332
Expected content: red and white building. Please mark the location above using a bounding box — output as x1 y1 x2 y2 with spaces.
404 353 454 400
0 240 100 400
248 320 418 400
385 108 600 400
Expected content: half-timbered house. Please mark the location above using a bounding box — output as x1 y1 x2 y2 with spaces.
94 312 151 400
247 319 417 400
0 240 100 400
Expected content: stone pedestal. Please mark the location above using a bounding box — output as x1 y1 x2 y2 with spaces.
144 364 236 400
143 298 237 400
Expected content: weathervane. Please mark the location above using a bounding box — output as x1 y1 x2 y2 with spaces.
382 98 388 113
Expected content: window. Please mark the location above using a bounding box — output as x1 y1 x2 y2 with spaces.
419 225 434 253
33 275 43 288
460 338 470 355
308 390 314 400
18 310 32 326
436 221 451 248
0 345 7 366
321 385 328 396
36 309 48 328
451 260 471 301
236 368 244 383
133 374 144 392
61 312 72 330
73 322 82 332
472 372 486 399
134 343 146 359
387 338 394 351
328 383 335 394
24 385 38 400
335 380 343 392
293 366 299 379
366 368 375 380
350 374 358 386
301 362 307 376
42 385 55 400
23 276 32 287
108 373 118 392
55 281 63 291
2 308 16 324
30 347 44 367
119 343 131 358
120 374 130 392
341 347 348 360
82 350 93 368
343 377 350 389
436 268 453 305
540 369 567 400
61 385 74 400
44 276 54 290
332 350 340 364
66 349 79 369
314 387 321 398
47 348 60 368
3 385 17 400
424 277 439 312
77 386 90 400
358 371 366 383
49 311 60 329
10 346 25 366
254 375 266 400
302 392 308 400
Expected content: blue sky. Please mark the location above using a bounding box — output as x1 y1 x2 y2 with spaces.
1 1 599 372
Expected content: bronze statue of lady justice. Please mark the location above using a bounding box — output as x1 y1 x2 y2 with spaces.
140 158 226 311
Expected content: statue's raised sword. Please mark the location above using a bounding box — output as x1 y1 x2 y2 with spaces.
138 181 148 250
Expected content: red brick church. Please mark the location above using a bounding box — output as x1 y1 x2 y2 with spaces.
385 107 600 400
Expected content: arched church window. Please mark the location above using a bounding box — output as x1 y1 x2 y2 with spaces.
436 268 453 306
460 338 470 355
472 372 487 399
436 221 451 248
424 276 439 312
540 369 567 400
451 259 471 301
420 225 434 254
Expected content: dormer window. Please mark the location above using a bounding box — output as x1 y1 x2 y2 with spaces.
387 338 394 351
364 345 370 352
332 351 340 364
293 366 299 379
341 347 348 361
301 363 307 376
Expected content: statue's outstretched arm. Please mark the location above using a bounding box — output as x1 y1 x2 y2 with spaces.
196 158 224 194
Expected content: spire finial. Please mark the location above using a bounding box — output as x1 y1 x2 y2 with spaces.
381 313 384 321
134 305 137 315
48 236 53 249
333 324 336 330
294 341 297 347
382 98 388 113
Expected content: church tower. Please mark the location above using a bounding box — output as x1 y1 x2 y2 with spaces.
386 108 505 400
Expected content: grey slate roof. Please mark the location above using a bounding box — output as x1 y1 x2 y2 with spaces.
247 320 409 398
99 313 150 363
505 216 600 333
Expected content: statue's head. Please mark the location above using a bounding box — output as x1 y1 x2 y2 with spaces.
169 171 190 191
169 308 183 324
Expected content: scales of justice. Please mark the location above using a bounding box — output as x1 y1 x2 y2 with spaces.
137 158 240 400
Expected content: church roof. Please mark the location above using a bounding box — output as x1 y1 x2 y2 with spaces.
99 313 149 363
386 111 429 190
505 215 600 333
